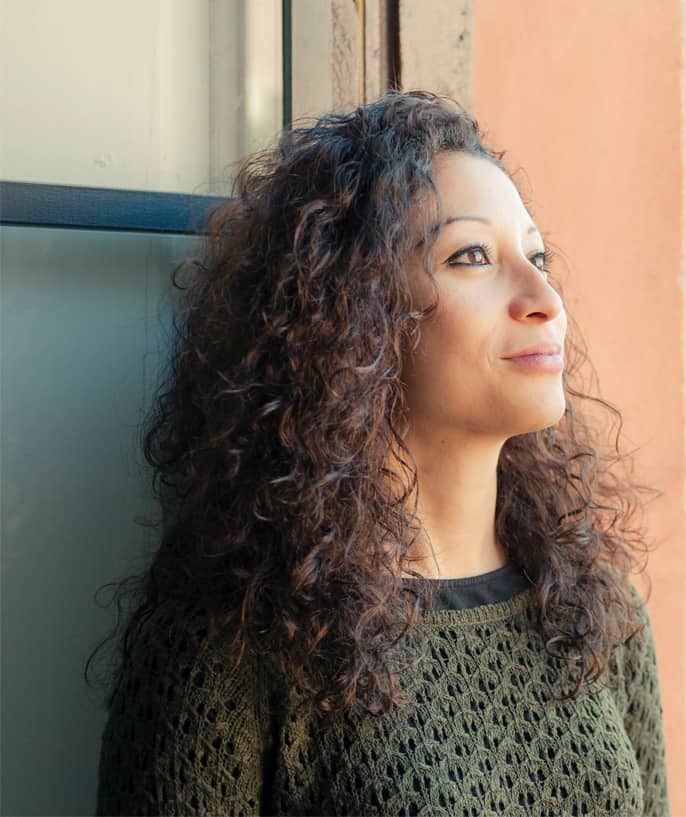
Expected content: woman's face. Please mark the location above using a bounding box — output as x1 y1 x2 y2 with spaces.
403 150 567 441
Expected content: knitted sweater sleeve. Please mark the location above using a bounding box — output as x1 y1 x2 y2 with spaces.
96 607 275 817
620 583 671 817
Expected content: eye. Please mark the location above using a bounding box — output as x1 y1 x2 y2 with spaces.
531 247 555 276
445 243 493 267
445 243 556 276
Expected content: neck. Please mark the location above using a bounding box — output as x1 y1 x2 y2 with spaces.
388 426 507 581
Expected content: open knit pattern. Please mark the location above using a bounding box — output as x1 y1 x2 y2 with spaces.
95 582 670 816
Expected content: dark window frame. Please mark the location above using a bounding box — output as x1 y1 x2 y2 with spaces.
0 181 227 236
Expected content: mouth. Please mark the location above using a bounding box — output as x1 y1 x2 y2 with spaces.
502 352 564 373
502 342 562 359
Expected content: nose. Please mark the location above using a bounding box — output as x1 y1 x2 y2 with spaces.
507 259 564 322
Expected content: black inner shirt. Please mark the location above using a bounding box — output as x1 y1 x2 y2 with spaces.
402 559 534 610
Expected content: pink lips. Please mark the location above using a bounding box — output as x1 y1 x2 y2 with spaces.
502 342 564 373
503 342 562 359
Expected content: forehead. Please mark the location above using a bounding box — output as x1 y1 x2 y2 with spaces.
424 151 531 231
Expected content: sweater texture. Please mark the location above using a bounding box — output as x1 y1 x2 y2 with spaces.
95 571 670 816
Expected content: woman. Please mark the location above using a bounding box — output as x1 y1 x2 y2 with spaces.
88 89 670 816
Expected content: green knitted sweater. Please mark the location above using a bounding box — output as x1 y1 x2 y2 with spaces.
95 581 670 816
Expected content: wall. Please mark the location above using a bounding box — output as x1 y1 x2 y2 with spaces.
469 0 685 812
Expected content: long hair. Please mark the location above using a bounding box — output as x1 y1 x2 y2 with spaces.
85 89 660 724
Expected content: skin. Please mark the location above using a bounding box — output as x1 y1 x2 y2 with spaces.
392 151 567 580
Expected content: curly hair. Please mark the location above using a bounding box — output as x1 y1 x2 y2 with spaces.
85 88 661 725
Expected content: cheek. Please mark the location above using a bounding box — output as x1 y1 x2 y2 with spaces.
405 311 488 399
404 275 502 383
428 291 491 366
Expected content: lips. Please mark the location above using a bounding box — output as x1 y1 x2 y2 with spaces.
503 342 562 359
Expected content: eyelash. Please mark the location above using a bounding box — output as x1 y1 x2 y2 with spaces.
446 242 555 275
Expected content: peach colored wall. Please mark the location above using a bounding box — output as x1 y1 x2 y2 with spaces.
471 0 685 812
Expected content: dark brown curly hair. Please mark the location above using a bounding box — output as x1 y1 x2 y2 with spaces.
85 88 661 725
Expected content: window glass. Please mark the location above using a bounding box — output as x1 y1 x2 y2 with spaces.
0 223 202 813
0 0 283 196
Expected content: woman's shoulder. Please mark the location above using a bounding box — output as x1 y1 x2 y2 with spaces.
96 596 276 815
124 596 269 712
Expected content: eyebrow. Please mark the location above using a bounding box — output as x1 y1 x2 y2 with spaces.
417 216 540 246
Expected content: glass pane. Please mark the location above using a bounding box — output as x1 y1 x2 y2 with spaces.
0 223 201 814
0 0 283 196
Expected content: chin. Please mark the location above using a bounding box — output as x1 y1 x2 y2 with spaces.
509 397 566 436
526 407 566 434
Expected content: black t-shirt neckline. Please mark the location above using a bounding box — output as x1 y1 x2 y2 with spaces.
402 559 534 610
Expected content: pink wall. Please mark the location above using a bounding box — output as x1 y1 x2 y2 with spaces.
471 1 685 811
